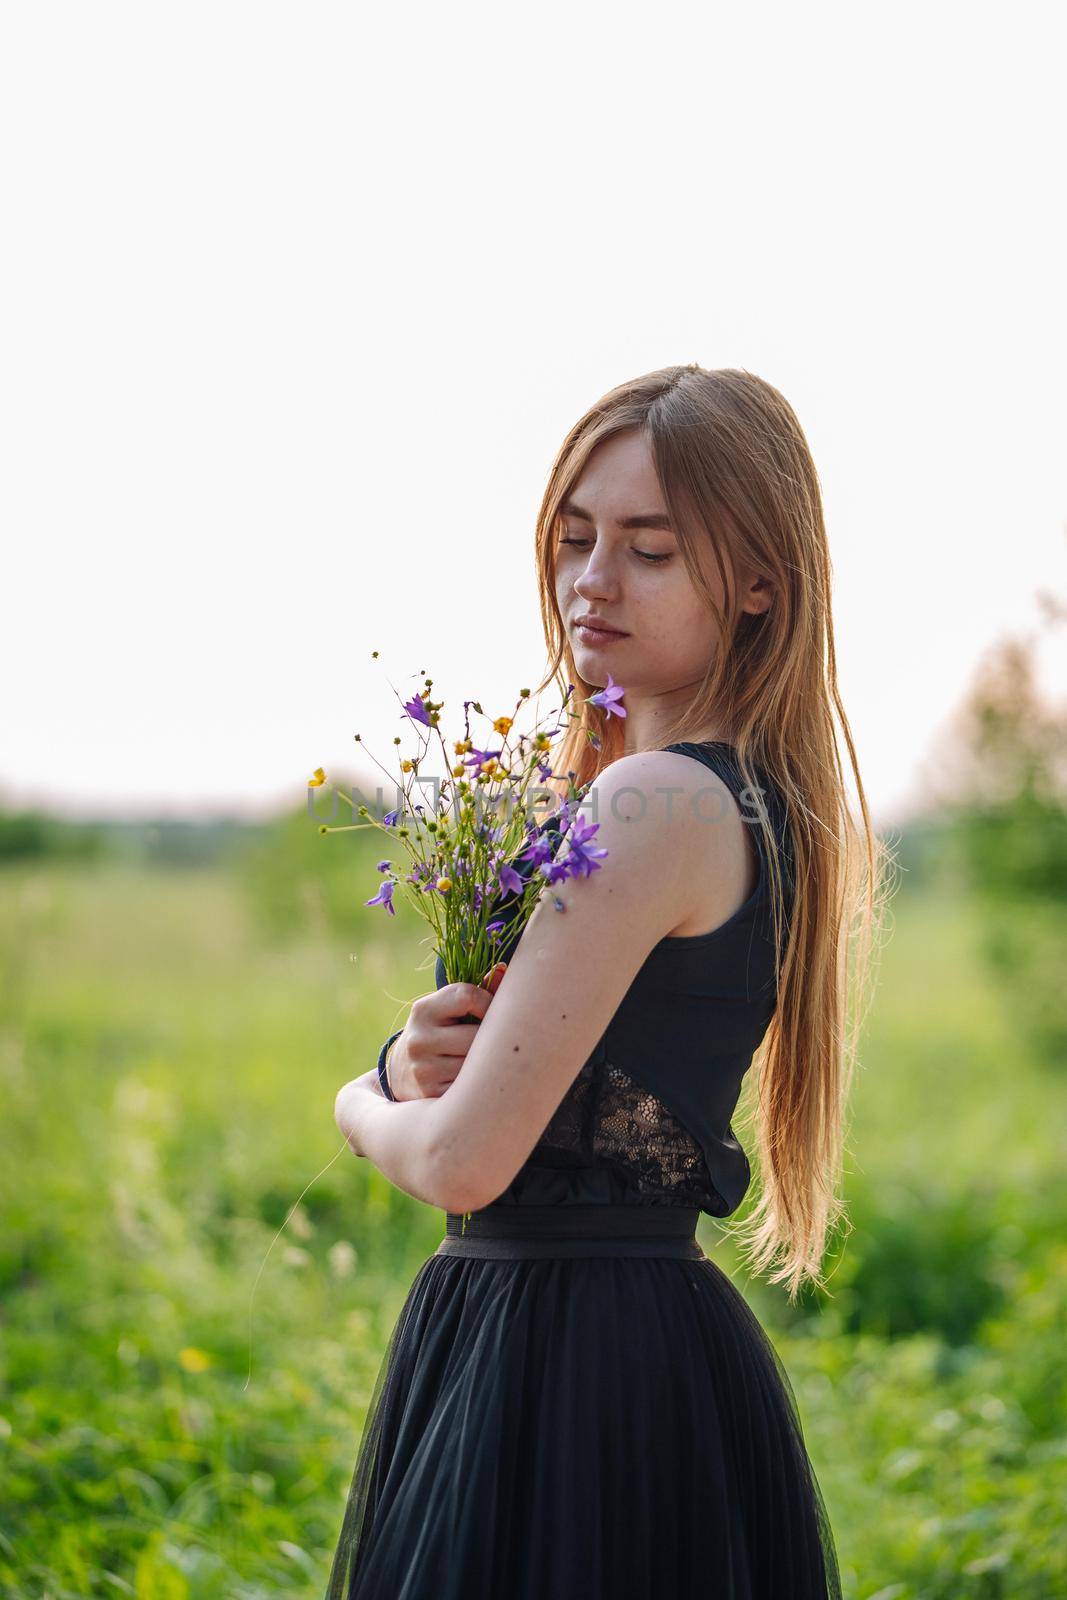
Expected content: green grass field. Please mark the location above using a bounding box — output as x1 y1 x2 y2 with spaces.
1 855 1064 1598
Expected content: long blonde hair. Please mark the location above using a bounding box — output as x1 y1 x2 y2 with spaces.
533 364 896 1302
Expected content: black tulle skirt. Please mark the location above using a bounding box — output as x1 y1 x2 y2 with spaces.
326 1204 841 1600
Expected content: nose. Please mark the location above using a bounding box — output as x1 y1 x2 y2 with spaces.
572 538 621 603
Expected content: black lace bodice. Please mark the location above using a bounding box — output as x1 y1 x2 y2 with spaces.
531 1051 725 1208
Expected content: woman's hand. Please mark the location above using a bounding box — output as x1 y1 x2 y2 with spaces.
386 962 507 1101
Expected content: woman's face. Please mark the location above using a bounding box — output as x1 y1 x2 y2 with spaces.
554 429 765 745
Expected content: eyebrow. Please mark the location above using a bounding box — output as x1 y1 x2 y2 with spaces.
559 498 675 533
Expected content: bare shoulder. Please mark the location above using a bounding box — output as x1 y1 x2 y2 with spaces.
589 749 754 939
588 748 741 858
591 747 733 819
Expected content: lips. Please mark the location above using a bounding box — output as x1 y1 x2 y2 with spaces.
575 617 628 636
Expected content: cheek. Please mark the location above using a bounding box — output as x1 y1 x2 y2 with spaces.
554 548 580 583
639 567 702 619
645 583 717 655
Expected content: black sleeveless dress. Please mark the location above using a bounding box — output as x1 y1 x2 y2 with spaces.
326 742 842 1599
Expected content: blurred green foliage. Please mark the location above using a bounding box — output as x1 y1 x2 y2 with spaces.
232 787 406 950
1 626 1065 1598
0 841 1064 1598
0 810 105 865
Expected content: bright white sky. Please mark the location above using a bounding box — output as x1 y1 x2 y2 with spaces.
1 3 1063 834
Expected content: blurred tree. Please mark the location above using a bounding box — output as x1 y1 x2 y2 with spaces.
0 807 105 865
925 581 1067 1065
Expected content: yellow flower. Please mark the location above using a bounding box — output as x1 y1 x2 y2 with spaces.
178 1347 213 1373
401 759 414 774
493 716 513 736
436 877 452 893
308 767 326 787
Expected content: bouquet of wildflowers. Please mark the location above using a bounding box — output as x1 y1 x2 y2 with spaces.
308 662 628 986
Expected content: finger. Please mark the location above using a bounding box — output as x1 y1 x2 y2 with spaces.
482 961 508 995
429 1022 481 1058
448 981 493 1019
422 1059 467 1096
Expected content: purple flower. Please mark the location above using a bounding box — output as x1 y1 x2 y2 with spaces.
517 832 559 871
486 919 505 941
382 808 400 827
496 862 525 897
537 856 573 887
365 879 396 916
402 693 432 727
557 814 608 880
463 745 503 776
376 859 392 873
587 672 627 720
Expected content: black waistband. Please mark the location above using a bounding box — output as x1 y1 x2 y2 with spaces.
435 1204 705 1260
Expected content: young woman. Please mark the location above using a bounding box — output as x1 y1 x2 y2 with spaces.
328 365 890 1599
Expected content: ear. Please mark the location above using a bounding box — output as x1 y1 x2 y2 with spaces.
741 572 774 617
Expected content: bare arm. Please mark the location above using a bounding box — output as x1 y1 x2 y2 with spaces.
334 1067 462 1210
334 977 500 1211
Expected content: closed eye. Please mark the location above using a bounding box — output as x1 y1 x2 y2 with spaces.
558 537 672 566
